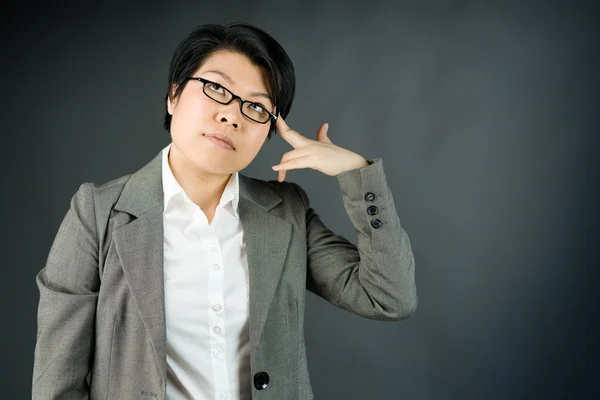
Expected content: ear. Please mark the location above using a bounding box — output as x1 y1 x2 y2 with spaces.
167 83 178 115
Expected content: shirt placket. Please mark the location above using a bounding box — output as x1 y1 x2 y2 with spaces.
205 221 231 400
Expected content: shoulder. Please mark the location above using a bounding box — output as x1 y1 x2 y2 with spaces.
79 174 132 209
67 173 133 229
240 175 311 210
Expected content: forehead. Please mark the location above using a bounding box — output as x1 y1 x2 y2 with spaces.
195 50 272 102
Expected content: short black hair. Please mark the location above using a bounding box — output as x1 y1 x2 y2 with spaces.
163 22 295 140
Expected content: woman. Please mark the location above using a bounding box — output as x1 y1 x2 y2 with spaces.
32 22 417 400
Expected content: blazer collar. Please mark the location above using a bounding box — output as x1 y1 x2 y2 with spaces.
114 148 283 216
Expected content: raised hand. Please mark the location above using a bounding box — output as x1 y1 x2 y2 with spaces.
272 116 368 182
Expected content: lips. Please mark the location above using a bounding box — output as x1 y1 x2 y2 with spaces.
205 133 234 150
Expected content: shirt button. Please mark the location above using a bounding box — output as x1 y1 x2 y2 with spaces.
210 246 218 252
219 393 228 400
214 326 221 334
213 350 222 358
364 192 376 202
213 264 220 270
213 304 222 312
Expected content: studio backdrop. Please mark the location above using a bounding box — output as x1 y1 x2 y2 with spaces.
2 1 598 399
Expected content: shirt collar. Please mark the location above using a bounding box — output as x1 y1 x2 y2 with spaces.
161 143 240 219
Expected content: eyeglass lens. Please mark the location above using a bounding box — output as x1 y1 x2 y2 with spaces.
203 82 270 123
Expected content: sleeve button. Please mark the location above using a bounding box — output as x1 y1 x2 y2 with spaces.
370 218 383 229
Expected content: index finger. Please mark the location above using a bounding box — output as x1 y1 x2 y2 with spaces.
275 114 306 146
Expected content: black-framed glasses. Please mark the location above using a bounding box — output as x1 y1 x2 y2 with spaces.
187 77 277 124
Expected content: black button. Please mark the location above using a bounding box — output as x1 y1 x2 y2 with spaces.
364 192 376 202
371 219 383 229
367 205 378 215
254 371 270 390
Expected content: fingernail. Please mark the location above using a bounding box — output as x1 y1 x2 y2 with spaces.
324 123 329 133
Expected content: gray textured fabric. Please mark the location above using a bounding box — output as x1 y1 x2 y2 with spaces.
32 149 417 400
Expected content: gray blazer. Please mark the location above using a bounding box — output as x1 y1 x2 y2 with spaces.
32 149 417 400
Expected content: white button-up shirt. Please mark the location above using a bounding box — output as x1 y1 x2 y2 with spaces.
162 143 251 400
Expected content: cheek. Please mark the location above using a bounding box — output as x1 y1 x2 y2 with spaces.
172 96 212 131
248 125 270 143
242 128 269 155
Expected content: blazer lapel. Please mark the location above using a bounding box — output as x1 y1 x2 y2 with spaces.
112 151 167 384
110 149 293 383
238 176 292 353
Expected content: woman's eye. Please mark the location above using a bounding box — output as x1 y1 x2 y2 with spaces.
249 103 265 113
208 83 224 93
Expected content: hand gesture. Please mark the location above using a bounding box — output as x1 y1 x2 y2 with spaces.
272 116 368 182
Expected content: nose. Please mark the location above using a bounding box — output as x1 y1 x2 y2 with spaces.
216 101 242 129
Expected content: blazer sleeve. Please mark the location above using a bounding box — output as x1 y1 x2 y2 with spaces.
32 182 99 399
291 158 417 321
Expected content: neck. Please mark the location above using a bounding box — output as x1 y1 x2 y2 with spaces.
168 144 231 212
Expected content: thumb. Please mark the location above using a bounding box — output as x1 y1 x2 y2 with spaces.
316 122 332 143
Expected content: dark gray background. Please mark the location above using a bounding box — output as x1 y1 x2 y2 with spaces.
2 0 598 399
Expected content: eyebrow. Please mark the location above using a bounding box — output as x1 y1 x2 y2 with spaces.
203 70 272 103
